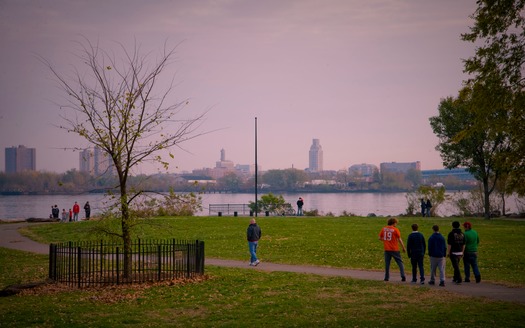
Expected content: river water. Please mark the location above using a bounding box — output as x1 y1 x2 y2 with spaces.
0 192 522 220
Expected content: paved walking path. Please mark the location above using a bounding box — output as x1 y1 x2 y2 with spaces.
1 222 524 304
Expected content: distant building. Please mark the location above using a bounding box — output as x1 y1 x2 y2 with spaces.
380 161 421 174
5 145 36 173
93 146 114 176
349 163 378 177
348 163 378 182
235 164 255 176
79 148 95 175
216 149 234 170
80 147 113 176
193 149 236 179
308 139 323 172
422 168 476 183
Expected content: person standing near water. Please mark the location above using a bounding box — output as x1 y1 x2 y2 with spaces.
296 197 304 216
72 202 80 221
84 201 91 220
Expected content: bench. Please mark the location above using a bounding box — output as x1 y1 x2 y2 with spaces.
208 204 251 216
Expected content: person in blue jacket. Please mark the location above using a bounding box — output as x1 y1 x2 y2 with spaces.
428 225 447 287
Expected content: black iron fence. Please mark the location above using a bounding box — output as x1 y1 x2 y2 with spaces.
48 239 205 288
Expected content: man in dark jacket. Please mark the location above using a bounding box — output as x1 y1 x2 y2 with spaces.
428 225 447 286
447 221 466 284
84 201 91 220
425 198 432 217
51 205 60 219
407 223 426 284
296 197 304 216
247 218 262 266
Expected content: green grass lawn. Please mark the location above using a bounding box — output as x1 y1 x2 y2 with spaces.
1 216 524 327
20 216 525 285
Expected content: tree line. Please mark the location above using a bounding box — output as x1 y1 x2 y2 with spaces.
0 168 474 195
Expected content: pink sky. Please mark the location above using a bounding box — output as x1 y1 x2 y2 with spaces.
0 0 476 174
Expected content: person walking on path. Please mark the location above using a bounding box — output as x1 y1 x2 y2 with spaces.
296 197 304 216
463 221 481 283
428 225 447 286
72 202 80 222
447 221 466 284
84 201 91 220
379 217 406 282
420 199 426 217
247 218 262 266
407 223 426 284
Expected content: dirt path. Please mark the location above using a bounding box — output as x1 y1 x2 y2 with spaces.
1 222 524 304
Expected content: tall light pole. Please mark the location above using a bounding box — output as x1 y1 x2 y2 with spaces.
254 117 258 217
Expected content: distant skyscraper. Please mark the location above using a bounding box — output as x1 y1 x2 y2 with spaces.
94 146 114 176
5 145 36 173
308 139 323 172
216 148 234 170
79 148 95 175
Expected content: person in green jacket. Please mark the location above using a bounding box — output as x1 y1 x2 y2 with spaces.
463 222 481 283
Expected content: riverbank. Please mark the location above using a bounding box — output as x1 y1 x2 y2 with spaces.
1 192 523 220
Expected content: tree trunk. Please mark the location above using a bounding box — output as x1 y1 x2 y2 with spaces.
120 185 132 279
501 193 506 217
483 177 491 219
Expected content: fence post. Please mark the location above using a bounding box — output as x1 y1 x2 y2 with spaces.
158 245 162 281
77 246 82 288
116 246 120 285
186 243 191 278
48 244 55 280
197 240 205 274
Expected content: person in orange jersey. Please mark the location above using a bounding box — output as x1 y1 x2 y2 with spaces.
379 217 406 282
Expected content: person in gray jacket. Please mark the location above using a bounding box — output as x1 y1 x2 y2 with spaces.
247 218 262 266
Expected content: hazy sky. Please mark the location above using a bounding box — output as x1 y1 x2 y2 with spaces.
0 0 477 174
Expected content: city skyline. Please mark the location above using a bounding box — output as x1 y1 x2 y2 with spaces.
0 1 477 174
5 143 427 176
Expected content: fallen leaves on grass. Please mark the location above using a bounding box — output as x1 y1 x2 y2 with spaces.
16 275 211 304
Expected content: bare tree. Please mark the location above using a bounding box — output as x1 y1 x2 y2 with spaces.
42 39 207 278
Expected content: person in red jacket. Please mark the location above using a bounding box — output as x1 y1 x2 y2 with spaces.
73 201 80 222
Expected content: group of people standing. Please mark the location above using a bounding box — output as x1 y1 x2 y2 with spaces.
379 218 480 287
420 198 433 217
50 201 91 222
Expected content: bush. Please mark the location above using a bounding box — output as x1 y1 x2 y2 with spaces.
130 191 202 217
304 209 319 216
